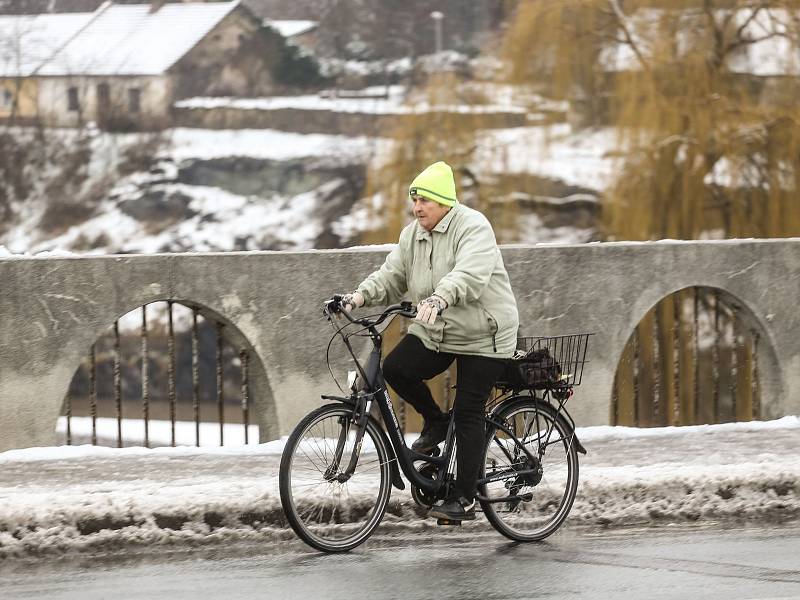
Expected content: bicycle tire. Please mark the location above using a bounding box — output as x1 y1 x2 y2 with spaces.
279 403 392 552
479 397 579 541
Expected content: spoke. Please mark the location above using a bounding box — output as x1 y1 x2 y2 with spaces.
292 481 341 489
300 433 328 467
308 431 330 466
298 446 326 474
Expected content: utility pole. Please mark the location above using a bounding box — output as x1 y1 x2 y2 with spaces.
430 10 443 54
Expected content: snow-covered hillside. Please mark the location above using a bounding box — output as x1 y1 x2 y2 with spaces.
1 120 613 255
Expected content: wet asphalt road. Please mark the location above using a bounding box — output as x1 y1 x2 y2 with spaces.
2 524 799 600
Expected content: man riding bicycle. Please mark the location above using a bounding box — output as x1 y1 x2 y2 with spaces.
340 161 519 522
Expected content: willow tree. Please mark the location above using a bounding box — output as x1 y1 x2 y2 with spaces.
503 0 800 240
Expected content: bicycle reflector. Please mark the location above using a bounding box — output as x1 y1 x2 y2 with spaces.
347 370 358 391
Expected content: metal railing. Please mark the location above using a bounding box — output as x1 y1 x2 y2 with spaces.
613 286 762 427
61 301 254 448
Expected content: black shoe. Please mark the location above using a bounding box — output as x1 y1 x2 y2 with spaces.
429 496 476 521
411 417 448 454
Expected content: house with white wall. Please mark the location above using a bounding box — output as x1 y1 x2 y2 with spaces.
0 0 277 129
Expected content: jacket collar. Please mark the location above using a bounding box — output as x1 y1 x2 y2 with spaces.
415 203 459 241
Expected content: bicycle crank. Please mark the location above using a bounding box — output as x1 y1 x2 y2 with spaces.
410 462 439 509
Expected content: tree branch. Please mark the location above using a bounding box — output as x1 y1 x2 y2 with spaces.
733 3 768 43
607 0 650 71
725 29 787 56
723 3 787 55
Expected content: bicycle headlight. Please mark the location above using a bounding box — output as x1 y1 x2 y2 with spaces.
347 370 359 391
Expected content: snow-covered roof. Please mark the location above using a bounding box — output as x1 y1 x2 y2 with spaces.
263 19 317 38
0 1 242 78
0 13 94 77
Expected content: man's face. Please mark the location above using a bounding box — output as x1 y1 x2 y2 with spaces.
412 195 450 231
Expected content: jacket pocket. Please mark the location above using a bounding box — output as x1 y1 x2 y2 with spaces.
444 304 493 343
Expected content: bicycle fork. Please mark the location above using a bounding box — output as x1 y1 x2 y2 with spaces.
324 394 371 483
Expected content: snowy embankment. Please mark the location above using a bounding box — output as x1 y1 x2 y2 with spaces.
2 118 613 256
1 417 798 557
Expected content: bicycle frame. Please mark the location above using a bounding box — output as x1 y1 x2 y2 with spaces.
323 300 551 497
326 323 450 495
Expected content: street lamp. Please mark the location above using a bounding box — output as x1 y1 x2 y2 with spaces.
430 10 443 54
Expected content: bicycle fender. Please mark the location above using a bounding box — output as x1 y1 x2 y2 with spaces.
320 395 406 490
380 425 406 490
489 396 587 456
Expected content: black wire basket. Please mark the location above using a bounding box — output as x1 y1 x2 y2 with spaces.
496 333 593 392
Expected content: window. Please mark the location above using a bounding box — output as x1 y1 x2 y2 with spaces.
96 83 110 108
67 86 80 111
128 88 141 113
1 89 12 108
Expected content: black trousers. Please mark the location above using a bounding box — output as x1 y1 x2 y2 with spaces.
383 334 506 499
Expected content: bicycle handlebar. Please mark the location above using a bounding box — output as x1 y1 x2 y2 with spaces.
324 295 417 328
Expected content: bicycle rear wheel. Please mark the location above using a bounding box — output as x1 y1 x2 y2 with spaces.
279 403 392 552
480 398 579 541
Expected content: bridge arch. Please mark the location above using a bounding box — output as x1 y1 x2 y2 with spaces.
57 296 277 447
610 283 782 426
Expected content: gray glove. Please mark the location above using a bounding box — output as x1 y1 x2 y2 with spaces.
341 291 364 313
415 294 447 325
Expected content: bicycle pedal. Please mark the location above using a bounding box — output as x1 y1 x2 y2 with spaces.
418 446 441 457
436 518 462 526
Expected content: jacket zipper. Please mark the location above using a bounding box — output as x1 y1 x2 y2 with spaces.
428 238 434 293
484 306 499 353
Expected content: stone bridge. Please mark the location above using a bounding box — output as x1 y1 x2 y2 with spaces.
0 239 798 452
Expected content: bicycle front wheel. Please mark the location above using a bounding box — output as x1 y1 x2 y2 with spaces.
279 403 392 552
480 398 579 541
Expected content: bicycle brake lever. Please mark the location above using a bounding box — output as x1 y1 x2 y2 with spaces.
399 301 417 318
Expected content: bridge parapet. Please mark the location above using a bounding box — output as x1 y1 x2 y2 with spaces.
0 239 798 451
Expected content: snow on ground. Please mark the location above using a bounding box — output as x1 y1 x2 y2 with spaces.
175 89 528 115
475 124 620 190
54 416 261 449
166 127 392 162
174 86 408 114
1 417 797 557
500 210 596 245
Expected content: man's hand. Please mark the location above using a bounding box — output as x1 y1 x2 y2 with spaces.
415 294 447 325
341 291 364 313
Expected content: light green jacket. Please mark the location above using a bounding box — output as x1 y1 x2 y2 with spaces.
356 203 519 358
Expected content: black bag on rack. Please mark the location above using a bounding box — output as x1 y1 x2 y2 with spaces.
518 348 562 388
498 348 562 390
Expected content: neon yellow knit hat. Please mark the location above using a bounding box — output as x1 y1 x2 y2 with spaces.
408 161 458 207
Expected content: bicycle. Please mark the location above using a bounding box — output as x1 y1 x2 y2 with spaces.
278 295 591 552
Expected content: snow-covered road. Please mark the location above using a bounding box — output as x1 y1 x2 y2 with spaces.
1 418 798 558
